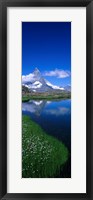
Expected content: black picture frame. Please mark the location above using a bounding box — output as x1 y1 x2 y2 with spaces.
0 0 93 199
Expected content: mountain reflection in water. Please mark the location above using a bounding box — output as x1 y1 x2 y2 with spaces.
22 99 71 151
22 100 46 116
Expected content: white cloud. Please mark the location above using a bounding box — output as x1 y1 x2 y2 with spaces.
22 68 70 84
44 69 70 78
22 73 35 83
45 107 70 116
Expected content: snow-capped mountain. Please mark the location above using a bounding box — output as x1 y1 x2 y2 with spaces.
22 68 64 93
45 80 64 90
64 85 71 92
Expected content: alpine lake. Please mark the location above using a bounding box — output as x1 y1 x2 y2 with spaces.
22 99 71 178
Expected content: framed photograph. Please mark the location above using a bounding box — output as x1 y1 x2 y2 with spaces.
0 0 93 199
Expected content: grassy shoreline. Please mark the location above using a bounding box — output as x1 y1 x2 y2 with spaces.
22 94 71 102
22 115 69 178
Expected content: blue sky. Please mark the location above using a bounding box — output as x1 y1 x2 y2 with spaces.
22 22 71 87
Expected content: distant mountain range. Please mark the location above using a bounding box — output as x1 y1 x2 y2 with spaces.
22 68 71 93
64 85 71 92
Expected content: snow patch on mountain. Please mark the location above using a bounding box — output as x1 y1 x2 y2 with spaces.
31 81 42 88
45 80 64 90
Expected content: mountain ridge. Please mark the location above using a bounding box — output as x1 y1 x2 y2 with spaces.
22 68 70 93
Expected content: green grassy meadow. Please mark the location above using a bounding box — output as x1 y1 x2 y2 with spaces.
22 115 69 178
22 92 71 102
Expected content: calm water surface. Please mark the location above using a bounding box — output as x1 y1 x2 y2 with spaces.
22 99 71 177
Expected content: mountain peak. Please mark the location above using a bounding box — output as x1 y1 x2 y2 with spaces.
34 67 40 72
22 68 67 93
33 67 41 77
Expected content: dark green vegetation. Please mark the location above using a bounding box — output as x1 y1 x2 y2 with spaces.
22 115 69 178
22 92 71 102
